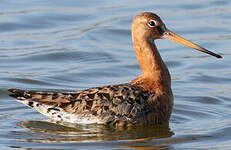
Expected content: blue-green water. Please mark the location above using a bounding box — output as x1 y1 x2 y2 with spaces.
0 0 230 149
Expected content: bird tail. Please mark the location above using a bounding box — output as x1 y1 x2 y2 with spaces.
8 88 72 121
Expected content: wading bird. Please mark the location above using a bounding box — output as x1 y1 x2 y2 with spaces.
9 12 222 127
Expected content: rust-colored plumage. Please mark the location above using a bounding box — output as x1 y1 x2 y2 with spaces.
8 12 221 127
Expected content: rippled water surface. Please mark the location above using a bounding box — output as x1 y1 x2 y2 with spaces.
0 0 230 149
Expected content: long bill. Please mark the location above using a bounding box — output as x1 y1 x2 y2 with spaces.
162 30 222 58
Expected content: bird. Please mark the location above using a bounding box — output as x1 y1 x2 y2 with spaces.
8 12 222 127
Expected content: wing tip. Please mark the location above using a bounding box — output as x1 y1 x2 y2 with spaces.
8 88 28 100
8 88 23 93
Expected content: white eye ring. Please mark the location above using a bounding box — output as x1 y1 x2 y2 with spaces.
148 20 159 27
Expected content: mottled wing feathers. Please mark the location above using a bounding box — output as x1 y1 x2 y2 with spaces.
8 83 155 126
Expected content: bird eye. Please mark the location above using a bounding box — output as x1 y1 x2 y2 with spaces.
148 20 157 27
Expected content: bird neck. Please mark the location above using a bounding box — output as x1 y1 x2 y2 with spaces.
132 38 171 95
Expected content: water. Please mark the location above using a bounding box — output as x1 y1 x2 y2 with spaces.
0 0 230 149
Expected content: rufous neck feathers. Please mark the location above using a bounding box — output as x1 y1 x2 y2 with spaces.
132 38 171 95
